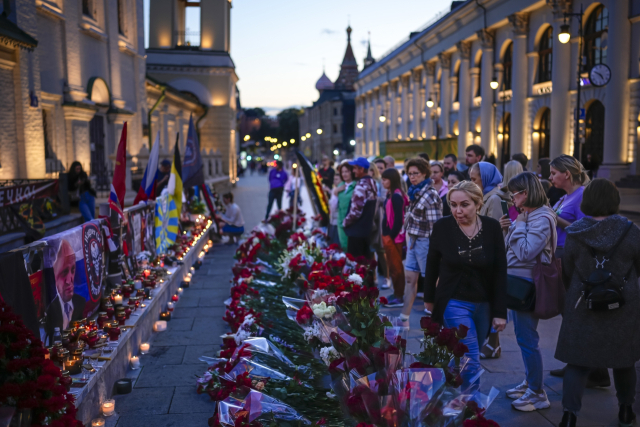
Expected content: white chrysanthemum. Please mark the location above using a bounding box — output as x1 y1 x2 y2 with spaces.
348 274 363 285
312 302 336 319
303 322 323 342
319 346 340 366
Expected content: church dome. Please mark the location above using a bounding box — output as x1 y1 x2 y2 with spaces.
315 72 334 92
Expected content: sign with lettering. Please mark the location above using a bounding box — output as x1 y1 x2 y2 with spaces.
0 180 58 208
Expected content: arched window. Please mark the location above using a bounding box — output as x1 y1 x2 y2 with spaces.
538 108 551 159
500 113 511 166
538 27 553 83
503 43 512 91
584 5 608 70
584 100 605 163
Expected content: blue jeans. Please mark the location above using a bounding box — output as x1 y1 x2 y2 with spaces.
511 309 543 391
404 236 429 276
79 190 95 221
443 299 491 392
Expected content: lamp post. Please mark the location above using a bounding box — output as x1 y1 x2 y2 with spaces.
558 3 584 162
379 111 388 143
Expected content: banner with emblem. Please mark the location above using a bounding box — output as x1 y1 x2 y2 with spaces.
41 220 105 343
155 193 179 255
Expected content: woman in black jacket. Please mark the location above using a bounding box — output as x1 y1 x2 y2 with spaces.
424 181 507 391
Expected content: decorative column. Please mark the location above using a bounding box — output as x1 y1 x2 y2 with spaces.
388 82 396 141
401 76 409 139
439 53 452 139
549 1 572 158
413 69 422 140
457 41 471 155
509 12 530 157
424 63 435 139
370 91 377 155
601 0 631 179
478 30 495 155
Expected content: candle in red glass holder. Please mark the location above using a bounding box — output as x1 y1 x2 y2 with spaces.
166 301 174 312
116 311 126 324
87 331 99 347
124 306 132 319
122 284 132 298
108 326 121 341
60 371 72 392
128 299 136 310
97 313 109 329
171 294 179 302
143 269 151 278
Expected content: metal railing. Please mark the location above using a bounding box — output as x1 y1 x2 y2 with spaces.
174 31 201 48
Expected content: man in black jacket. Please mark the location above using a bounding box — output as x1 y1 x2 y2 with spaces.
45 239 85 343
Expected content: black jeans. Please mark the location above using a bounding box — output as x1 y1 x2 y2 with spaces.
563 364 635 413
348 236 372 259
266 187 284 219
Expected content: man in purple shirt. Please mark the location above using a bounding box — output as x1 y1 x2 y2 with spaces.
265 161 288 219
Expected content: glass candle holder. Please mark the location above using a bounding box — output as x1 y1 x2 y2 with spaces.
139 342 150 354
130 355 140 369
102 400 115 417
154 321 167 332
107 326 121 341
166 302 174 312
160 311 171 321
91 418 105 427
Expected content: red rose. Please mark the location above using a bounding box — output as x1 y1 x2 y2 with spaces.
379 296 388 305
452 342 469 358
457 324 470 339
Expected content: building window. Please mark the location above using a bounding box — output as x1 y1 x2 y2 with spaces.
538 27 553 83
42 110 52 160
500 113 510 167
333 124 338 134
584 5 608 70
82 0 92 17
538 108 551 159
117 0 126 35
503 42 512 91
584 100 605 163
333 108 338 116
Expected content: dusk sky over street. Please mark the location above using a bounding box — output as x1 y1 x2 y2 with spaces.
145 0 448 115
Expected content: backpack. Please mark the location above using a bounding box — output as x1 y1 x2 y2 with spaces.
580 221 634 311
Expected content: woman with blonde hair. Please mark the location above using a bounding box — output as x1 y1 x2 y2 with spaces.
424 180 507 391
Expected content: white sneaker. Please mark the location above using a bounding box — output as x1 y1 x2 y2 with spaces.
506 380 529 399
511 388 550 412
379 278 390 289
416 292 424 299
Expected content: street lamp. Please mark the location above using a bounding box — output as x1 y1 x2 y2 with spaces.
305 133 311 138
316 128 323 135
333 149 339 155
557 4 585 160
350 139 356 146
301 136 306 141
426 98 434 108
427 90 441 157
357 121 364 129
379 114 386 122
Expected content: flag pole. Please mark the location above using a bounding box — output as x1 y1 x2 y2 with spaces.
292 164 299 230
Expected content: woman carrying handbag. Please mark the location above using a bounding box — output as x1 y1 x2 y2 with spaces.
500 172 558 412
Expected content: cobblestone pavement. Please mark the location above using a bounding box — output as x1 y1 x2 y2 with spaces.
109 173 640 427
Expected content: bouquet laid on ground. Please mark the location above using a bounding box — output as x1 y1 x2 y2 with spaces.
0 300 82 427
195 208 500 427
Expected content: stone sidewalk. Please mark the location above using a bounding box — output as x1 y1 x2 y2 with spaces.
110 246 235 426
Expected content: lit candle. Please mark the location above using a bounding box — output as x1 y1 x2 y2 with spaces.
143 269 151 278
154 321 167 332
113 295 123 305
187 272 192 278
102 399 115 417
91 418 105 427
130 355 140 369
171 294 179 302
177 287 184 295
166 301 174 311
190 267 195 272
140 303 147 309
139 343 150 354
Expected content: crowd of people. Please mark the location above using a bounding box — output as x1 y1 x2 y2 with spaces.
308 146 640 427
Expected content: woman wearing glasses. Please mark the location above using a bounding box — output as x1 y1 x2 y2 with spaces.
424 181 507 391
500 172 556 412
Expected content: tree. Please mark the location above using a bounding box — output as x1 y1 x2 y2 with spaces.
276 108 303 149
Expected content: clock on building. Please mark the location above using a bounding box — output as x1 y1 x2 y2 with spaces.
589 64 611 87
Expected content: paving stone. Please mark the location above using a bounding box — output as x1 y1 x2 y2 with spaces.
115 412 211 427
486 396 554 426
112 387 174 415
198 296 228 307
151 330 221 346
191 317 227 335
135 364 205 388
539 392 620 427
171 307 221 318
141 346 187 366
182 345 220 364
478 372 560 399
169 386 216 414
174 296 199 308
165 318 194 331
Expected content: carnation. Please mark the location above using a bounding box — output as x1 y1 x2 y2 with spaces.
319 346 340 366
347 274 363 285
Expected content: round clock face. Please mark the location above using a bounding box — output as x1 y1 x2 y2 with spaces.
589 64 611 87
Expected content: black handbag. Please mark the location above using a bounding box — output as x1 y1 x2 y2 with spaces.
581 221 634 311
506 274 536 311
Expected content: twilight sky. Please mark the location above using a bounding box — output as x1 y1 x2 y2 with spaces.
144 0 448 115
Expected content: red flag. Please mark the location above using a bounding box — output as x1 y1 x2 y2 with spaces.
110 123 127 215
